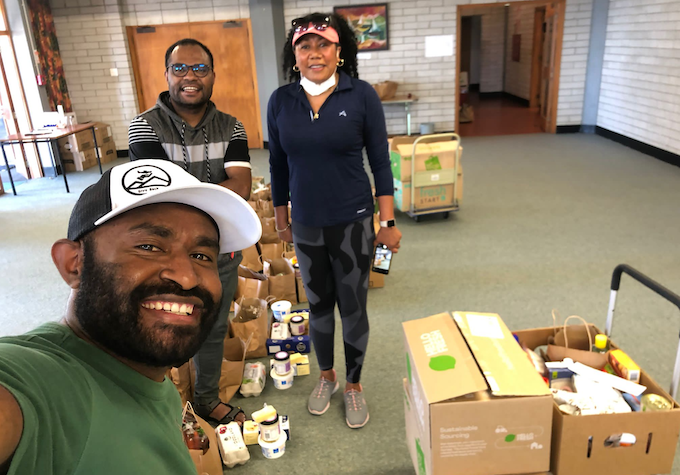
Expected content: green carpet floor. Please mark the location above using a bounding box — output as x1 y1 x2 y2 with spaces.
1 133 680 474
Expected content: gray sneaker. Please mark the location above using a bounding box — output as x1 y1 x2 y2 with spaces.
344 389 369 428
308 377 340 415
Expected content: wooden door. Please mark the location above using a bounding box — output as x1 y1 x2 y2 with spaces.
529 7 546 109
539 5 557 132
127 20 263 149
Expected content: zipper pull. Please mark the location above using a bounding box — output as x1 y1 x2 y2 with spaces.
313 112 319 120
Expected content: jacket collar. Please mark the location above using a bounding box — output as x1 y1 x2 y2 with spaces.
157 91 216 129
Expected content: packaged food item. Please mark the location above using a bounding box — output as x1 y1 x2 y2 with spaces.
273 351 291 375
182 410 210 454
592 334 609 353
215 422 250 468
622 393 641 412
608 349 641 383
240 362 267 397
252 403 277 423
243 421 260 446
641 393 672 412
270 321 291 340
260 415 281 443
289 315 306 336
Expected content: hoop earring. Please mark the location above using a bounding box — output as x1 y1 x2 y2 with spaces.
337 58 345 67
293 65 300 72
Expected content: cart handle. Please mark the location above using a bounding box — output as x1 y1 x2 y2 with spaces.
605 263 680 399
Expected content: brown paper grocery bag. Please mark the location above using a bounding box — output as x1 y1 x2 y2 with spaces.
260 233 284 263
546 315 607 368
260 217 277 234
255 208 275 218
184 405 223 475
170 359 196 406
263 258 298 304
230 298 270 359
241 244 262 272
235 265 269 301
220 335 249 400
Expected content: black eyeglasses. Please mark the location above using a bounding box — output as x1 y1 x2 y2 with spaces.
291 14 331 34
167 63 212 78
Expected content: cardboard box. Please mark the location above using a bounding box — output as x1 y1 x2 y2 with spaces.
369 270 385 288
266 335 311 355
514 325 680 475
61 148 98 172
57 129 95 153
91 121 113 146
394 179 455 212
97 140 117 164
403 312 552 475
389 137 458 183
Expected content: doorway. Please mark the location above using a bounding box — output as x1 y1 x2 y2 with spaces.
455 0 565 137
127 20 263 149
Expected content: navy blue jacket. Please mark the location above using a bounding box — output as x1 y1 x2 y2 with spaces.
268 71 393 228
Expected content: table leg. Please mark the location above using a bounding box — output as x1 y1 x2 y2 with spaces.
1 143 17 195
47 140 58 177
91 128 103 174
51 139 70 193
405 103 411 136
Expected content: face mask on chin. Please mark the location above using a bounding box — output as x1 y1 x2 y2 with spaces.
300 69 337 96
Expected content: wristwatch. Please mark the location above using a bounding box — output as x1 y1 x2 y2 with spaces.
379 219 396 228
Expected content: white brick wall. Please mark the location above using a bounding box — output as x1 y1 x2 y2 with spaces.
283 0 591 134
597 0 680 155
48 0 251 148
504 4 534 100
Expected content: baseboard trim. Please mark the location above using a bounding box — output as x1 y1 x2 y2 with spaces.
595 126 680 168
478 91 529 106
556 125 581 134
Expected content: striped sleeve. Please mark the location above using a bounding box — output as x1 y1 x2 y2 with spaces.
224 120 250 167
128 117 168 161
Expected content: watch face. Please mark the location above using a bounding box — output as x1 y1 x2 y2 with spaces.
387 220 395 227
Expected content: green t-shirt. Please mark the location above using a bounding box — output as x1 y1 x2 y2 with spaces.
0 323 196 475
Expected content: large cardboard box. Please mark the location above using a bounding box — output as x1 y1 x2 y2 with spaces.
97 140 117 164
57 129 95 153
389 137 458 183
403 312 553 475
514 325 680 475
394 179 455 212
91 121 113 146
62 148 97 172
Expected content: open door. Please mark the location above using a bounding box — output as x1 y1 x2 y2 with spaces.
127 20 263 149
539 4 558 132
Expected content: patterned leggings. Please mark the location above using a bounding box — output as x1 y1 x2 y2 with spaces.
292 216 374 384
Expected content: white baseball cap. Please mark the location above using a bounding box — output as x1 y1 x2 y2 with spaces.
67 159 262 253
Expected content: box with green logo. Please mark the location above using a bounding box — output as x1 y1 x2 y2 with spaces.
393 179 455 212
389 137 458 183
402 312 552 475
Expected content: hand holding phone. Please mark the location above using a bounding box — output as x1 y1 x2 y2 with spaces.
372 243 393 274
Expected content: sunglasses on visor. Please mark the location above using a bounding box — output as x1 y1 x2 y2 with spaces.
291 15 331 34
167 63 212 78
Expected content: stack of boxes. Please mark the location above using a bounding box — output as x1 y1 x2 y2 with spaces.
57 122 116 172
389 136 463 213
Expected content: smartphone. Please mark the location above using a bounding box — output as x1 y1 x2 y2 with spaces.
372 243 393 274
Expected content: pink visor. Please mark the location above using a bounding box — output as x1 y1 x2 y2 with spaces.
292 24 340 46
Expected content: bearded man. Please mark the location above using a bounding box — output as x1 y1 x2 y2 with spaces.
0 159 261 475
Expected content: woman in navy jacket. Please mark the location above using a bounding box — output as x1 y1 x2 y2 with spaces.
268 12 402 429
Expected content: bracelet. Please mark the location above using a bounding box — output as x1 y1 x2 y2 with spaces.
275 223 291 233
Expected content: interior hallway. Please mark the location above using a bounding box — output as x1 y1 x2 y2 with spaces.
459 91 543 137
2 134 680 474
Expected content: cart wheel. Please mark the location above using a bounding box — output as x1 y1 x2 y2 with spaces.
413 215 421 223
443 212 450 219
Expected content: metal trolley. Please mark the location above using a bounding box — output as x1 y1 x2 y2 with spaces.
405 133 462 222
606 264 680 400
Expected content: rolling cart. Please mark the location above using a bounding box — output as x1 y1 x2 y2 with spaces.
605 264 680 400
405 133 462 222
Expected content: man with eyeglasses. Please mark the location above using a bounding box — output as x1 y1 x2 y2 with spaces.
128 38 251 427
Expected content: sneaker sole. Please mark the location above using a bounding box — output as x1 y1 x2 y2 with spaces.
346 412 370 429
308 381 340 415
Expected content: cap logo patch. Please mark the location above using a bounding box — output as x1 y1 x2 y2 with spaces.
123 165 172 195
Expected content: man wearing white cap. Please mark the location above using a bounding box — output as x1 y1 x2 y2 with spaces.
0 160 261 475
